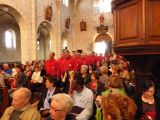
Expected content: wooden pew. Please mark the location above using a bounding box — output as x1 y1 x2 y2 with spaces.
0 87 9 117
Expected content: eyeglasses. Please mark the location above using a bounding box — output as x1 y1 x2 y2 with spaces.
50 107 64 112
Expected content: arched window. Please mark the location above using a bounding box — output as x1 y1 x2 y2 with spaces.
63 0 69 7
93 0 112 14
5 29 16 49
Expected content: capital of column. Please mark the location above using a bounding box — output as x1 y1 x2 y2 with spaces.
55 0 62 8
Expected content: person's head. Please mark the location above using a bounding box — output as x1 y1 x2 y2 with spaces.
120 58 128 68
96 61 101 67
49 52 55 59
80 65 88 74
34 65 40 72
108 75 123 89
13 63 17 67
91 71 99 82
100 66 108 75
3 63 9 70
88 64 94 70
12 88 31 110
141 80 155 98
45 76 57 89
15 64 24 73
75 51 81 57
71 51 75 56
50 93 73 120
63 49 70 58
72 74 84 91
25 65 31 71
102 93 137 120
60 53 64 59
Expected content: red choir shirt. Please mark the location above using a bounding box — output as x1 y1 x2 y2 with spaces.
61 56 74 75
88 55 97 65
57 57 64 77
74 56 82 71
45 58 59 77
96 55 104 63
81 55 88 65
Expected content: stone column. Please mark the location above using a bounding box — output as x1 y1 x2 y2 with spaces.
54 0 62 58
30 0 37 61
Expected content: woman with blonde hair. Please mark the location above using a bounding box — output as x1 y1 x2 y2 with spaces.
102 93 137 120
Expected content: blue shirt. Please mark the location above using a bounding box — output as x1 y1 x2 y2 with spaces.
4 69 12 75
43 88 56 109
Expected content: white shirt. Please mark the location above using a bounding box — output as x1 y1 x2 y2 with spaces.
72 87 93 120
11 68 17 77
31 71 43 83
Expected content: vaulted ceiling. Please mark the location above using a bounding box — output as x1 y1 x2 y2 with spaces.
0 5 19 26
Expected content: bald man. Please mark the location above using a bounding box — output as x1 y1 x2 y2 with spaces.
1 88 40 120
45 52 60 77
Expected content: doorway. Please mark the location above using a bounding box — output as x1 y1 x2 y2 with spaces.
94 33 112 56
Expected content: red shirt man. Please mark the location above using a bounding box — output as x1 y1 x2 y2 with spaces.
61 50 74 75
73 53 82 72
45 52 59 77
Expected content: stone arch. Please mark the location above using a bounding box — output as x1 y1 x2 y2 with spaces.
0 4 27 63
37 21 54 60
93 32 113 55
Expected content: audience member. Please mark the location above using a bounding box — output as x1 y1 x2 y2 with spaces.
70 74 93 120
0 69 5 87
1 87 40 120
30 65 43 93
101 93 137 120
38 76 61 118
45 52 59 78
99 65 109 88
135 80 160 120
3 63 12 75
80 65 91 87
45 93 74 120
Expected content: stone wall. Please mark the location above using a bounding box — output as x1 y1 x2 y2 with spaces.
71 0 114 53
0 0 62 63
0 0 114 63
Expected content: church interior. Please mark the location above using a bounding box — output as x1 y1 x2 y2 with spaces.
0 0 160 120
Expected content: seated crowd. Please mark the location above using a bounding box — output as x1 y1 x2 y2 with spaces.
0 49 160 120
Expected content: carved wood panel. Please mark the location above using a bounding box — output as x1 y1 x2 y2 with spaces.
119 3 139 40
114 0 142 46
148 0 160 44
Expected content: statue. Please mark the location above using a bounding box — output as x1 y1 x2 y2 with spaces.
45 4 53 21
65 17 70 29
99 14 104 25
80 19 87 31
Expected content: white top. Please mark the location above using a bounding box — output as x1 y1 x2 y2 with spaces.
11 68 17 77
31 71 43 83
72 86 93 120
